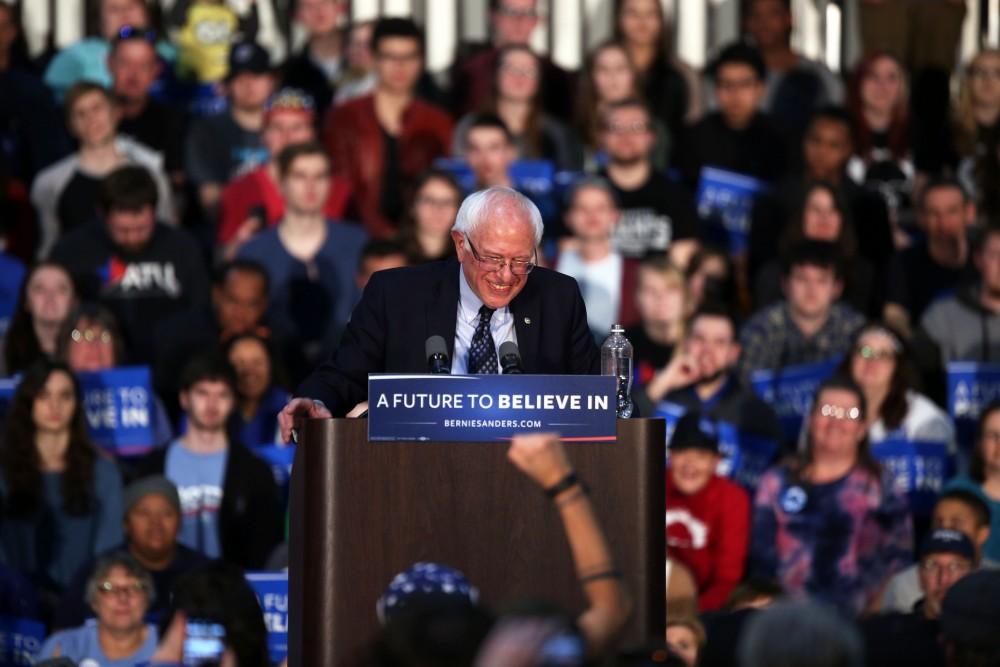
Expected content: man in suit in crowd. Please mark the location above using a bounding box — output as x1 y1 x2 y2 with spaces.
279 186 599 437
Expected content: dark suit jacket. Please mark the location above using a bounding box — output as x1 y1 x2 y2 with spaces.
297 260 601 416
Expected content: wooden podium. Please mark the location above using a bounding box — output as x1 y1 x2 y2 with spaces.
287 418 666 666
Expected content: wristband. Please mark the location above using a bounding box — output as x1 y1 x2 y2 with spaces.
579 569 623 584
544 471 587 498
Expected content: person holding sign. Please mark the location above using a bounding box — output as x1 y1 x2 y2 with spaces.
280 187 599 433
749 376 913 615
944 401 1000 564
0 361 124 603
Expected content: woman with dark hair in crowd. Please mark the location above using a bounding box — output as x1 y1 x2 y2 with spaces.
55 302 174 449
944 401 1000 564
2 261 77 376
575 40 667 170
685 246 736 312
0 360 123 603
753 181 878 316
749 375 912 615
614 0 701 141
225 333 289 447
454 44 582 171
398 169 462 263
39 552 158 664
952 48 1000 221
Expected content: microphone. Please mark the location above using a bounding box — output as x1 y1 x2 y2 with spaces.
499 341 523 374
425 335 451 374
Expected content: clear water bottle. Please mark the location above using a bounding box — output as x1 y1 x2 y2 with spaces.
601 324 633 418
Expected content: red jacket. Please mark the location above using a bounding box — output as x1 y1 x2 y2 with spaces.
665 473 750 611
322 95 453 238
217 166 353 243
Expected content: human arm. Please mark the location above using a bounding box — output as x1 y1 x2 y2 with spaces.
746 469 781 579
506 433 632 657
700 482 750 611
644 354 701 404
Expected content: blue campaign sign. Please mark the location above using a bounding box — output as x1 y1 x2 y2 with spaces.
368 374 617 442
750 358 840 444
246 572 288 664
0 615 45 665
695 166 767 254
0 376 17 423
946 361 1000 452
78 366 156 456
655 401 779 493
871 439 952 516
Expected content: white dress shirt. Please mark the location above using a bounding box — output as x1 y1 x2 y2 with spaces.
451 266 518 374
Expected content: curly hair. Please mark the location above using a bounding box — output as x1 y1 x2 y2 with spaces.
1 360 97 516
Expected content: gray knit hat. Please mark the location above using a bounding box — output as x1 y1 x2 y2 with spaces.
123 475 181 516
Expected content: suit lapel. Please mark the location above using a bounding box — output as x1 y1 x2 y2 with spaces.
511 273 541 373
426 261 461 363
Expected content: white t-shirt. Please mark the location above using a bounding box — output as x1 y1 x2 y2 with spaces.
556 249 623 338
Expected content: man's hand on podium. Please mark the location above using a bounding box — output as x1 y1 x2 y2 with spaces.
347 401 369 417
507 433 573 491
279 397 333 443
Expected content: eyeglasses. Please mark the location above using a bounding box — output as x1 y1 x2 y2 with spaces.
416 195 459 209
500 62 539 79
497 5 538 19
71 328 112 344
970 66 1000 82
97 580 148 599
116 25 157 44
818 404 861 421
920 560 971 576
855 345 895 361
465 234 535 275
604 121 650 135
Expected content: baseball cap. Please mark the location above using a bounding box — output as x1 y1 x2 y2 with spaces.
265 88 316 121
376 562 479 626
919 528 976 561
123 475 181 516
669 413 720 454
940 570 1000 650
227 42 271 80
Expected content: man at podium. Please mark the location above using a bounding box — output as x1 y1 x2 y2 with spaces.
279 186 600 437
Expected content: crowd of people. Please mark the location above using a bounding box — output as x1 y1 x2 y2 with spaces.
1 0 1000 664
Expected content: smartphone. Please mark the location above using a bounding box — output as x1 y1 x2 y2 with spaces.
183 619 226 667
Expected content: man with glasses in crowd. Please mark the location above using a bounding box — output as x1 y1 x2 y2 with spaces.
279 186 599 436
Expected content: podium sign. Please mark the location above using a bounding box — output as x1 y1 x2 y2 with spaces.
368 374 617 442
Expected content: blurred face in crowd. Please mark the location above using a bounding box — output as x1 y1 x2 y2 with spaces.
107 205 156 254
636 268 685 330
809 387 866 463
108 39 160 105
33 370 76 437
26 266 75 328
492 0 538 47
214 269 268 334
565 185 618 242
228 337 272 404
452 202 535 310
933 499 990 554
357 252 408 291
181 379 235 432
921 185 974 241
295 0 342 36
618 0 662 48
969 52 1000 111
100 0 147 40
744 0 792 50
592 45 635 103
802 187 842 242
861 55 905 117
68 318 116 372
850 329 897 397
980 409 1000 476
976 233 1000 299
263 110 316 162
670 446 719 497
497 48 540 103
715 62 764 130
70 90 120 148
126 492 180 564
413 177 461 237
804 118 853 182
228 72 275 112
684 314 741 384
602 105 654 165
92 566 149 633
0 5 20 62
665 624 699 667
784 264 841 322
919 551 973 619
282 154 331 216
346 22 374 72
374 35 422 96
466 126 516 188
687 254 729 309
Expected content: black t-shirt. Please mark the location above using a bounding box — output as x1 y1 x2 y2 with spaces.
600 168 700 258
886 239 977 323
56 170 102 234
625 324 674 389
380 126 404 224
675 112 788 191
118 100 187 174
184 111 266 185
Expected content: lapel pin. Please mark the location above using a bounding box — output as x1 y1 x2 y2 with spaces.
524 317 531 325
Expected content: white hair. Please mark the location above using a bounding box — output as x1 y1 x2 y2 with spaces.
451 187 544 246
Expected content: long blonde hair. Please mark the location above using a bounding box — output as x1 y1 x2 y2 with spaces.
953 49 1000 156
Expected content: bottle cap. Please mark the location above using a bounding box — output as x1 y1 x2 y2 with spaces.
611 324 624 333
